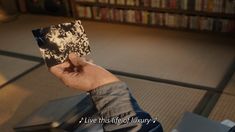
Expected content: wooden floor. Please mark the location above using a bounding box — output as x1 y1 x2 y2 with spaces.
0 14 234 131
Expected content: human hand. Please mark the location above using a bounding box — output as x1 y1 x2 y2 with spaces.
49 53 120 91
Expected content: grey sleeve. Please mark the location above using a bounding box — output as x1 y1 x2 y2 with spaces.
89 81 163 132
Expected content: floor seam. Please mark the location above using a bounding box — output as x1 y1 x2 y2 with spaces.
194 58 235 117
0 50 42 62
0 62 44 89
109 69 217 91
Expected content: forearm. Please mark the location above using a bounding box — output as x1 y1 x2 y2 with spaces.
89 81 163 132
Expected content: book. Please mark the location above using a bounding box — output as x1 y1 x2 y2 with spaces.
188 0 195 11
98 0 109 4
76 6 92 18
109 0 116 4
126 0 136 6
225 0 235 14
116 0 125 5
151 0 161 8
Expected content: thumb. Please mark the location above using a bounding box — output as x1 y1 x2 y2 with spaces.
68 53 87 67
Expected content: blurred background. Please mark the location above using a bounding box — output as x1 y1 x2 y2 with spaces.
0 0 235 131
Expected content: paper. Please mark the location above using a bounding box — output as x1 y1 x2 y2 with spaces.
32 20 91 67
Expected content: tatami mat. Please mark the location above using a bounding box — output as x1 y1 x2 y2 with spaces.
0 55 38 86
0 65 81 132
209 94 235 121
223 74 235 95
84 22 235 88
0 64 206 132
117 75 206 132
209 94 235 122
1 15 234 88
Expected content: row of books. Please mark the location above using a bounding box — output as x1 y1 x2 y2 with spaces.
76 6 235 32
77 0 235 14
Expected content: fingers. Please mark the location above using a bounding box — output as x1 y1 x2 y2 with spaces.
49 62 70 79
68 53 88 66
50 65 64 79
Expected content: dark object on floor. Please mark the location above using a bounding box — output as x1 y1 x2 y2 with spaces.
174 112 231 132
229 126 235 132
14 93 103 132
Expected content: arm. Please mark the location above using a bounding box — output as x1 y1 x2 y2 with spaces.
50 53 163 132
90 81 163 132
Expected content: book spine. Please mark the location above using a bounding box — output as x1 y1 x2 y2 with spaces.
188 0 195 11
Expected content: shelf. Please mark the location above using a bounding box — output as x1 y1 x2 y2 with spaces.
77 17 235 35
76 1 235 19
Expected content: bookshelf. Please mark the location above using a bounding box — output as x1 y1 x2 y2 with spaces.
73 0 235 33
